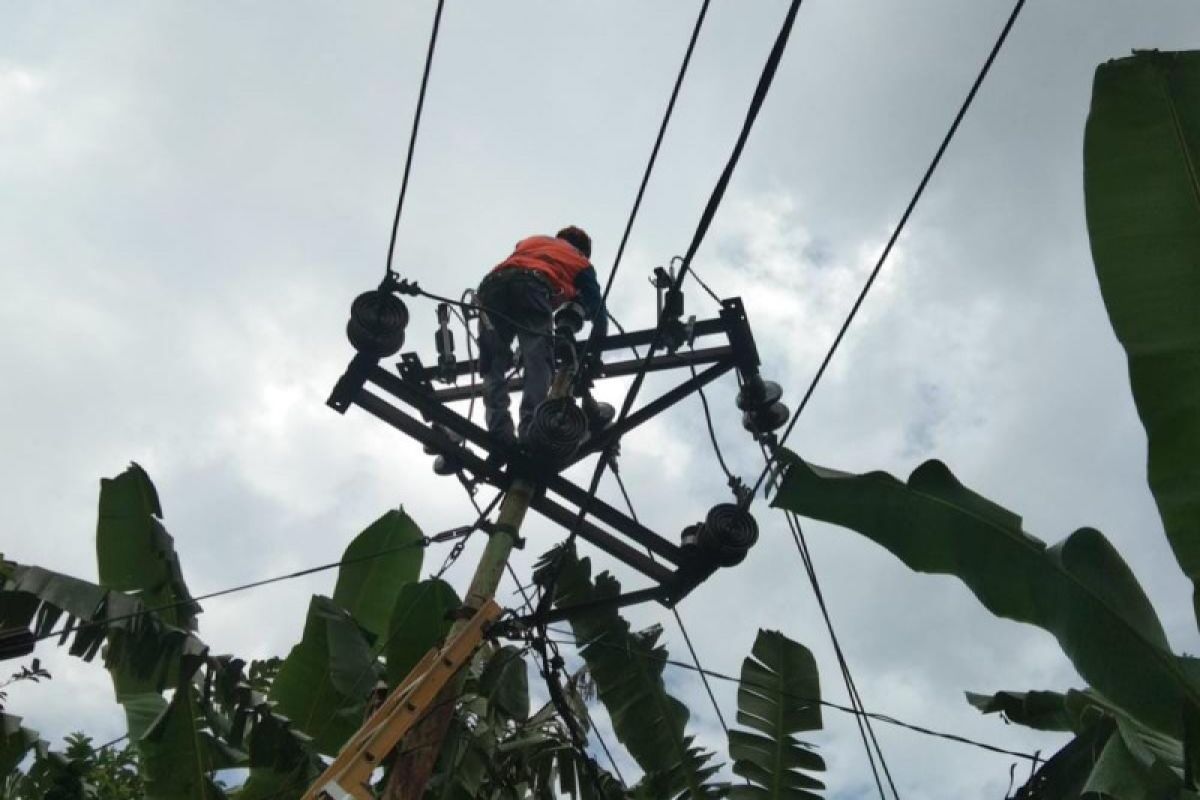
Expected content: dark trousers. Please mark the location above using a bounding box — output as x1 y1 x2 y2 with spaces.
477 270 555 441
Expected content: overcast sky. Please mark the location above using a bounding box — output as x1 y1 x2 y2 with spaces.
4 2 1199 798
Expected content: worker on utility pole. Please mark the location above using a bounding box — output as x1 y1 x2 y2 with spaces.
477 226 607 446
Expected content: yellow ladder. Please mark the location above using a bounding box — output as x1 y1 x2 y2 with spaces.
302 599 503 800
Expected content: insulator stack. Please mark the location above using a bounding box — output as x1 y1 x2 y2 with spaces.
346 289 409 358
525 398 588 462
679 503 759 567
737 373 790 438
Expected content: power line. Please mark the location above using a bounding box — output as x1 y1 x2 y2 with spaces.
748 0 1030 505
686 263 892 799
538 0 806 627
383 0 446 278
541 631 1040 764
779 494 894 800
609 467 731 738
459 475 628 787
14 519 488 648
534 0 716 622
580 0 712 363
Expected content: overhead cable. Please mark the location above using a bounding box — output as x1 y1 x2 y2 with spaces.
538 0 807 624
610 468 731 738
383 0 446 278
748 0 1030 504
688 262 892 798
541 632 1040 763
15 515 493 648
578 0 712 368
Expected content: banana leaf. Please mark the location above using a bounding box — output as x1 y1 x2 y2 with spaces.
534 545 722 799
1084 50 1200 627
97 463 200 630
332 509 425 642
385 578 459 689
773 452 1200 738
1 712 46 780
964 689 1075 732
728 629 825 799
973 687 1193 797
268 595 375 756
234 709 323 800
478 644 530 724
140 658 245 800
97 464 204 742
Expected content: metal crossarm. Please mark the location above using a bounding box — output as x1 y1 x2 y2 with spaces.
327 296 768 611
302 600 502 800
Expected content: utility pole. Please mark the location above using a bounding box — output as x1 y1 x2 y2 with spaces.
381 369 571 800
379 479 532 799
326 275 779 797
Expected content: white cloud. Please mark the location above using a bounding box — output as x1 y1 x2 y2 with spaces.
3 2 1198 797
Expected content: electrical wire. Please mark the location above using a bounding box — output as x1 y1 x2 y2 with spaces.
14 519 488 648
536 0 806 628
579 0 712 364
609 468 731 738
540 631 1040 763
748 0 1030 505
383 0 446 278
690 355 735 485
672 255 722 306
464 481 628 787
776 481 894 800
685 263 895 797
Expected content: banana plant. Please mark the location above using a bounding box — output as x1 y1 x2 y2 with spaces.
772 49 1200 798
728 630 825 799
3 457 828 798
534 543 724 799
0 469 691 799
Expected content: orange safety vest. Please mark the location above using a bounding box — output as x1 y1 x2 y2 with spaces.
492 236 591 302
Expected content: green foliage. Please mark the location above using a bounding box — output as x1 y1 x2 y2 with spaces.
331 509 425 642
138 658 245 800
61 733 144 799
534 545 723 799
964 690 1075 732
235 710 323 800
1 712 44 781
97 464 200 631
971 688 1196 798
428 647 625 800
728 630 824 799
385 578 459 689
771 62 1200 787
772 453 1200 740
1084 50 1200 628
1 728 145 800
268 595 376 756
96 464 203 744
0 660 51 713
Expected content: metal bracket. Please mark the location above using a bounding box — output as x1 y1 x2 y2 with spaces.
326 297 771 613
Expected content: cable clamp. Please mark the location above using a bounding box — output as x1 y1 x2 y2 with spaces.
382 272 423 297
491 521 525 549
728 475 753 506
